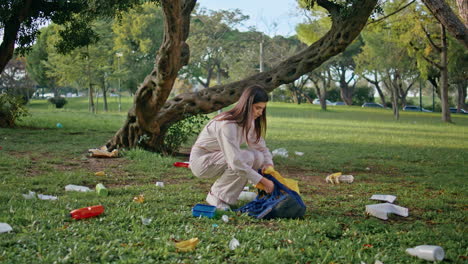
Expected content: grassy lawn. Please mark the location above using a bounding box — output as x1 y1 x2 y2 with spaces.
0 98 467 263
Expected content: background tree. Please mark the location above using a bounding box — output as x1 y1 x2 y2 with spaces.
0 56 35 101
105 0 379 153
112 2 164 95
0 0 145 74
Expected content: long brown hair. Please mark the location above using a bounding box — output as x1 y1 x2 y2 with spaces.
216 85 269 143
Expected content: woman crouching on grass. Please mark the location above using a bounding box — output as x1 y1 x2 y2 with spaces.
189 85 275 210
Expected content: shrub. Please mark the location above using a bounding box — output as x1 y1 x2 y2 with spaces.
162 114 209 155
352 86 374 105
326 88 341 102
0 93 29 128
48 97 67 108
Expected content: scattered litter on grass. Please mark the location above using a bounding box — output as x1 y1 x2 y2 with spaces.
173 162 190 168
229 238 240 250
56 123 63 128
155 181 164 187
365 167 371 171
0 223 13 233
96 183 108 196
65 184 91 192
325 172 354 184
94 171 106 176
272 148 288 158
375 260 384 264
22 191 37 199
370 194 397 203
212 224 218 228
22 191 57 200
406 245 445 261
88 147 119 158
141 217 152 225
238 191 257 201
133 194 145 203
70 205 105 220
192 204 216 218
175 238 199 252
222 215 229 223
37 194 58 200
243 186 249 191
365 203 408 220
294 151 304 156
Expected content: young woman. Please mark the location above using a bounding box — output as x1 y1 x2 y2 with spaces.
189 85 275 209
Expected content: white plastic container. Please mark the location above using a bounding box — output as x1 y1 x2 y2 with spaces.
406 245 445 261
65 184 91 192
238 191 257 201
370 194 397 203
339 175 354 183
155 181 164 187
0 223 13 233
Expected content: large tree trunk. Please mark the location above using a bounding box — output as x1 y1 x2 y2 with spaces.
456 81 467 111
421 0 468 49
107 0 379 152
337 66 354 105
439 25 452 122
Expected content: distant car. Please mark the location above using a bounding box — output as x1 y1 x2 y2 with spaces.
313 99 334 105
403 105 432 112
333 101 346 106
449 107 468 114
362 102 384 108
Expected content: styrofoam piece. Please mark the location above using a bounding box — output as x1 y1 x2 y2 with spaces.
370 194 397 203
155 181 164 187
37 194 58 200
65 184 91 192
222 215 229 223
238 191 257 201
365 203 408 220
294 151 304 156
0 223 13 233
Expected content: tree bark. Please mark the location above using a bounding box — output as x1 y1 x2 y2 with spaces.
107 0 379 152
439 25 452 122
457 0 468 27
456 81 467 111
421 0 468 49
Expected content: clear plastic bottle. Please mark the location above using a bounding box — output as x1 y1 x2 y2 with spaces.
406 245 445 261
339 175 354 183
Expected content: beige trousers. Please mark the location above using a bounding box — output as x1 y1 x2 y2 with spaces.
190 147 264 205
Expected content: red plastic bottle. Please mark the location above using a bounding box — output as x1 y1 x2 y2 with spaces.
70 205 104 220
173 162 190 168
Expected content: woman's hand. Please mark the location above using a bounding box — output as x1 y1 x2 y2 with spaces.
259 177 274 193
262 164 274 173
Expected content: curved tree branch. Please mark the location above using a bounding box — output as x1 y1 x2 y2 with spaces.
154 0 378 128
421 0 468 49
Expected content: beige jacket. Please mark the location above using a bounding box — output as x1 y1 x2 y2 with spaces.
191 119 273 183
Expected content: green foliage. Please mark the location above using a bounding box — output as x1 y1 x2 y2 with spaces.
163 114 209 155
352 86 374 105
326 88 341 102
47 97 68 108
0 93 29 127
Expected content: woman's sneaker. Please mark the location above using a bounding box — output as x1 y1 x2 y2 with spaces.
206 192 230 210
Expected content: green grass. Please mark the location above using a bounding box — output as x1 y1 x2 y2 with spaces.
0 98 467 263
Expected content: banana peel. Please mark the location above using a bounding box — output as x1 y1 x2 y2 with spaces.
325 172 341 184
175 237 199 252
255 167 300 194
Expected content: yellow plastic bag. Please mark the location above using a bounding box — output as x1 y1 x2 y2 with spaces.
255 167 300 194
175 237 199 252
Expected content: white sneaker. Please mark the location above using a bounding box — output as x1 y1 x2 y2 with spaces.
206 192 230 210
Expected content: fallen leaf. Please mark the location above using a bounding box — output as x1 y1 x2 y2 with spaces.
95 171 106 176
133 194 145 203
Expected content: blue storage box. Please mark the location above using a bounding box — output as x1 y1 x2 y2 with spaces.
192 204 216 218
